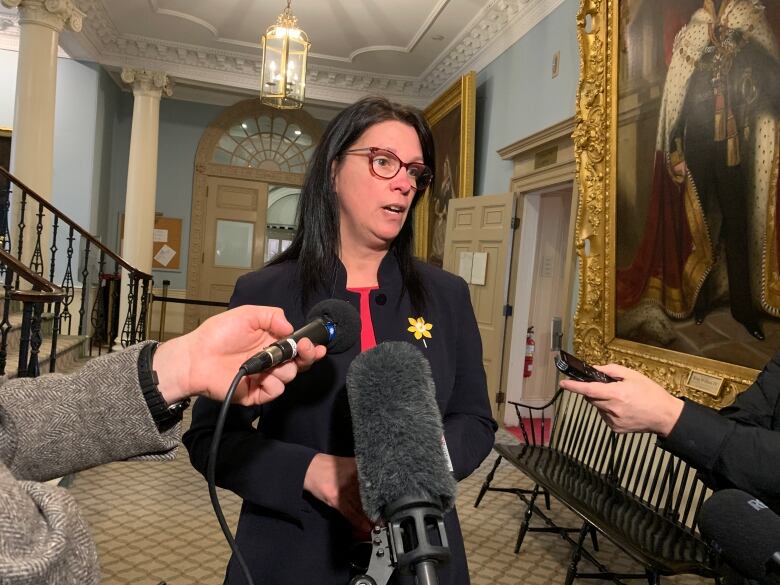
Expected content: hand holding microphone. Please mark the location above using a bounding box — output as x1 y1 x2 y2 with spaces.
240 298 361 375
152 304 327 406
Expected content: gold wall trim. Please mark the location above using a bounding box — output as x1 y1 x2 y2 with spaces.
415 71 476 260
573 0 755 409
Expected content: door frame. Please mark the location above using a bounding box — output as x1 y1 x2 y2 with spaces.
498 117 578 425
185 100 321 332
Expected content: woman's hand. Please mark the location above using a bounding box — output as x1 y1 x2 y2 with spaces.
303 454 373 533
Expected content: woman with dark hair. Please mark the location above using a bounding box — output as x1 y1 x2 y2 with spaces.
184 96 496 585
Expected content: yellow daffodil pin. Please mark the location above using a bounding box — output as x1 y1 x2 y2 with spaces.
407 316 433 348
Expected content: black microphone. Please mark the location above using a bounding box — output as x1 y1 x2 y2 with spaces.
241 299 360 374
699 489 780 581
347 341 457 585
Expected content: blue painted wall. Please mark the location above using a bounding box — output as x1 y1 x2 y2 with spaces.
104 96 224 289
0 49 17 129
51 59 102 283
475 0 579 196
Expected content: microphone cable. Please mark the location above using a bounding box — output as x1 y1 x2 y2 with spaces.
202 299 360 585
207 366 257 585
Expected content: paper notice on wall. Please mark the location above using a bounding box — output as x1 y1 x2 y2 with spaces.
458 251 474 281
471 252 488 285
153 229 168 243
154 244 176 267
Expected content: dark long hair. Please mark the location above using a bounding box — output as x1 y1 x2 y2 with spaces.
269 96 433 310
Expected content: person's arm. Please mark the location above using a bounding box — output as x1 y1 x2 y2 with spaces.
560 358 780 507
659 354 780 505
0 344 167 585
442 278 497 481
0 304 323 482
0 344 177 482
0 303 323 585
0 463 100 585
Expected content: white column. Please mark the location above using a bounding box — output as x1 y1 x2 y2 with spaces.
2 0 83 281
2 0 83 198
117 68 172 345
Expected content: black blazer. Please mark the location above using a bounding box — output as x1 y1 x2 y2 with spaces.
184 253 497 585
660 351 780 513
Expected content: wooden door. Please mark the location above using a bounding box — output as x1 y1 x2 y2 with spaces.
523 188 573 404
442 193 516 419
199 176 268 323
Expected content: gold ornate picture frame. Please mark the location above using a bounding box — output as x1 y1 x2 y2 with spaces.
572 0 780 408
415 71 476 265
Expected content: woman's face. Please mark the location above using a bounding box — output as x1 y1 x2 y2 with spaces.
332 120 423 253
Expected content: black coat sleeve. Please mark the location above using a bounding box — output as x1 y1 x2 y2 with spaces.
182 273 318 522
442 277 497 481
659 352 780 509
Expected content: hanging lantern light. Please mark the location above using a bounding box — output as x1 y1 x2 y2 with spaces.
260 0 310 109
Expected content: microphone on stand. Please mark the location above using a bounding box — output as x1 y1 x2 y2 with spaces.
699 489 780 583
347 341 457 585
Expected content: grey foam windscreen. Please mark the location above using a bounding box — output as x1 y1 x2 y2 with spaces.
306 299 360 353
346 341 457 521
699 489 780 579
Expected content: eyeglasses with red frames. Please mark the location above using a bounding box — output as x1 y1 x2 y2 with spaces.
342 147 433 192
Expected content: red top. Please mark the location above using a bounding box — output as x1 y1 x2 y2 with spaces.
346 286 378 351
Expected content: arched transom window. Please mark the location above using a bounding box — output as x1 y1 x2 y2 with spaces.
211 113 315 173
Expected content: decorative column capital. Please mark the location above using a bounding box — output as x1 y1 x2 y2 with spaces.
1 0 85 33
121 68 174 99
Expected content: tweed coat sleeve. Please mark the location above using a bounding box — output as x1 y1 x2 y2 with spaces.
0 342 180 584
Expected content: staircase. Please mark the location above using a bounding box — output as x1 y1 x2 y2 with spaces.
0 310 87 379
0 166 153 380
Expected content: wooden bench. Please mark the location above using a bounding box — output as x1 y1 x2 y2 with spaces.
475 389 721 584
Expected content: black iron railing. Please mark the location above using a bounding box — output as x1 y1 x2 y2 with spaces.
0 249 64 377
0 166 153 370
152 280 229 341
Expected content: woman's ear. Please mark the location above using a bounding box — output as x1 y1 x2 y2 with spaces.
330 160 339 193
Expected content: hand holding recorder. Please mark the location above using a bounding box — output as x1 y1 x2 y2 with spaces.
557 351 684 436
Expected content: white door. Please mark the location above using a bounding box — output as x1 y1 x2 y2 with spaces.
442 193 516 419
522 187 574 404
199 176 269 323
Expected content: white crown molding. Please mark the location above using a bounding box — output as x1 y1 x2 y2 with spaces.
67 0 566 107
2 0 84 32
0 12 20 51
0 11 72 56
419 0 567 95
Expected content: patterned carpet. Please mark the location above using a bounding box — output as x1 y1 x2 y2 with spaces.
67 412 713 585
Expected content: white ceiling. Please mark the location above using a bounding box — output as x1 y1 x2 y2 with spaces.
0 0 565 109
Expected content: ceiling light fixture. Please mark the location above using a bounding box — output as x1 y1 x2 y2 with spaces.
260 0 310 110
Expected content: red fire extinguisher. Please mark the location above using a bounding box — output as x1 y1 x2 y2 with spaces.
524 326 535 378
